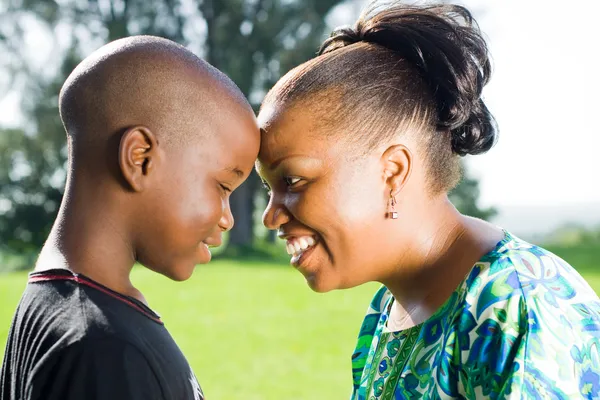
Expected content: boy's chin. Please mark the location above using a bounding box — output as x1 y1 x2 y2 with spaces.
157 244 211 281
160 264 196 282
146 259 198 282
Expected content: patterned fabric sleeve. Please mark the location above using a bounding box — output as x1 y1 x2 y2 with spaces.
457 281 528 399
350 286 392 399
459 247 600 399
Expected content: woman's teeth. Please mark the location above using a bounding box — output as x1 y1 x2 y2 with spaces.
286 236 316 257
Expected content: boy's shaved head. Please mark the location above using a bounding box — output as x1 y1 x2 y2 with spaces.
59 35 250 149
50 36 260 281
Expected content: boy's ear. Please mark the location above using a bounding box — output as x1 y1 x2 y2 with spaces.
381 144 412 197
119 126 159 192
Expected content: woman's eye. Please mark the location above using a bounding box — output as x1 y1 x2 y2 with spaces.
260 180 272 194
220 184 231 193
284 176 302 187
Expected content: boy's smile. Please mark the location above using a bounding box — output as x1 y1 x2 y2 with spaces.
138 99 260 279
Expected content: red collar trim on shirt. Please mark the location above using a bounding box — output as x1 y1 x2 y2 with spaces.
29 272 163 325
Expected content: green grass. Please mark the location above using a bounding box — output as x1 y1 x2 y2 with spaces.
545 244 600 288
0 244 598 399
0 261 378 399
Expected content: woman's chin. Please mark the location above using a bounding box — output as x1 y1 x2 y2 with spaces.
304 271 338 293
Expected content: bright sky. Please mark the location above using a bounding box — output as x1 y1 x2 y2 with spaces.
463 0 600 208
1 0 599 211
332 0 600 209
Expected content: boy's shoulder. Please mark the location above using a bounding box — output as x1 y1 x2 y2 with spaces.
2 269 202 400
20 269 165 342
5 268 170 369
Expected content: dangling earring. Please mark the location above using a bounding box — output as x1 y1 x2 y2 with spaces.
388 191 398 219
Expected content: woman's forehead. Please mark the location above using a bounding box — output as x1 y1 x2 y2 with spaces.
259 87 343 129
257 92 360 167
259 110 326 156
259 99 330 139
257 127 354 177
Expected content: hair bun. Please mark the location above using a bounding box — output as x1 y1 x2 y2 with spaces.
320 3 497 156
319 26 364 53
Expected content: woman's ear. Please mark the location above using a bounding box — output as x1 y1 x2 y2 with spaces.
381 144 413 197
119 126 159 192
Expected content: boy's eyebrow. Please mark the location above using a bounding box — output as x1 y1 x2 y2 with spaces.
226 167 244 178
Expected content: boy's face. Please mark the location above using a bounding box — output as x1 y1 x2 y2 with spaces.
135 105 259 281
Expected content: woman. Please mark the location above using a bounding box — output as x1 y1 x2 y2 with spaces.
256 2 600 399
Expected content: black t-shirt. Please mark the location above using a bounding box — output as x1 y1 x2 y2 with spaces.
1 269 204 400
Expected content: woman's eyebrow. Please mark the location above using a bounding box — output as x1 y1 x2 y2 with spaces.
268 154 315 169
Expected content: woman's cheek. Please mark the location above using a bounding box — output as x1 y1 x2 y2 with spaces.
299 191 336 222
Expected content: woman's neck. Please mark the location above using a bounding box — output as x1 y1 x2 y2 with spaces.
381 197 503 330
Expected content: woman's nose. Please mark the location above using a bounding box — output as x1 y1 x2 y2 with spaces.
262 192 291 230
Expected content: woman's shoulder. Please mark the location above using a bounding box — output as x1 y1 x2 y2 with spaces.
463 230 600 318
366 285 393 315
447 232 600 399
481 231 594 293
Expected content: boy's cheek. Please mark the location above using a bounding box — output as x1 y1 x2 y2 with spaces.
178 191 224 238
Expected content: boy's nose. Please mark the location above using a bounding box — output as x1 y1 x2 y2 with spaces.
219 201 234 232
262 193 291 230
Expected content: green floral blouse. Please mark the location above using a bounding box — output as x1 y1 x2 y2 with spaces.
351 232 600 399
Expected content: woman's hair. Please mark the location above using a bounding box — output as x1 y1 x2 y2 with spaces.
263 1 497 193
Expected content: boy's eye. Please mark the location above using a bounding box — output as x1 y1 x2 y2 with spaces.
284 176 302 187
220 184 232 193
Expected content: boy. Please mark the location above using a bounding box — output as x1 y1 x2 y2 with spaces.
0 36 259 400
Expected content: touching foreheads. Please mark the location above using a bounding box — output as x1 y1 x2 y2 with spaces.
261 3 497 194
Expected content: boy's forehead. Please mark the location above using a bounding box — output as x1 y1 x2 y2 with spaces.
192 108 259 171
177 142 248 178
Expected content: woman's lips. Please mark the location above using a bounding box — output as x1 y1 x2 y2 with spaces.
286 235 317 257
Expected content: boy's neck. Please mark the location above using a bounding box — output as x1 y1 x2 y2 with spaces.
36 184 146 304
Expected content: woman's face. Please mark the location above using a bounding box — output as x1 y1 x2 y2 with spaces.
257 102 406 292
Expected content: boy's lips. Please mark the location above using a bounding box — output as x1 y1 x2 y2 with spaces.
202 237 222 247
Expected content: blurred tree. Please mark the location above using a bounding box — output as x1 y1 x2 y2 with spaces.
450 165 497 221
0 0 346 255
0 0 187 257
0 48 85 256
